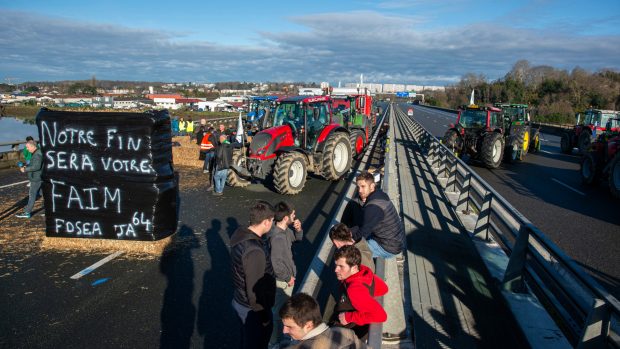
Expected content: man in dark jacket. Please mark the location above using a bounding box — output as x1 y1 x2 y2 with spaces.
17 140 43 219
212 135 234 195
231 201 276 349
349 171 405 259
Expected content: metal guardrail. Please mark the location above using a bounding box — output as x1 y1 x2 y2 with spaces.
298 106 389 347
400 111 619 348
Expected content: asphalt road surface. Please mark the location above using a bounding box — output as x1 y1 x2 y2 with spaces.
0 163 358 349
400 104 620 300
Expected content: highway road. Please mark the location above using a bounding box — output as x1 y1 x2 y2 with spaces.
0 163 359 349
400 104 620 300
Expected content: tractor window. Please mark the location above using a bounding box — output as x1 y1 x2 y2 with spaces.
490 112 500 127
458 110 487 128
601 113 616 127
271 103 300 128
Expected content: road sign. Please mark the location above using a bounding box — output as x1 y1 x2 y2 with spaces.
410 92 417 98
396 92 409 97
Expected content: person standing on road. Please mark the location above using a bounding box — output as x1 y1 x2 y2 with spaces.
212 134 237 195
279 293 367 349
171 117 180 136
16 140 43 219
201 127 217 175
331 245 388 340
268 201 304 347
231 201 277 349
349 171 405 259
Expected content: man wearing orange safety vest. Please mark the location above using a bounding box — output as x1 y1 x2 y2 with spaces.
201 127 218 179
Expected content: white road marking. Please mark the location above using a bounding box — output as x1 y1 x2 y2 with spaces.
551 178 585 196
539 150 554 155
70 251 124 280
0 180 29 189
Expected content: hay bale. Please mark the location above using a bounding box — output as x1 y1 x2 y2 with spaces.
172 136 203 167
41 234 174 257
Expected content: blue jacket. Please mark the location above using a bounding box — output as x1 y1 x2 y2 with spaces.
171 118 179 132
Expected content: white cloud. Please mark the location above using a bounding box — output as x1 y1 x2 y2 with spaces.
1 10 619 85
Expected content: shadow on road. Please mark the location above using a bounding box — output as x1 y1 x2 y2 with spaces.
159 224 200 349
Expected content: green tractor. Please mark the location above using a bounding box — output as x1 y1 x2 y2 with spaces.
494 103 541 162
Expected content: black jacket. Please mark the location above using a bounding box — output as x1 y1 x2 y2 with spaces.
230 226 276 313
350 189 405 255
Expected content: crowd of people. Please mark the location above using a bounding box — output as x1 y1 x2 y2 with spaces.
231 170 405 349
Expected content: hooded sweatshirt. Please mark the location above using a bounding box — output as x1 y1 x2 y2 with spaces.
340 265 388 325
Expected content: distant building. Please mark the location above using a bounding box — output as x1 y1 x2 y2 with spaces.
298 87 323 96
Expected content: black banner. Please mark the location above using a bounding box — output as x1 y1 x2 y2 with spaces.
36 109 178 240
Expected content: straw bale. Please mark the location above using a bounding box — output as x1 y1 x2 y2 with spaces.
172 136 203 167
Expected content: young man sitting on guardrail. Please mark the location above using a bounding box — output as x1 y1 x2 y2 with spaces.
330 245 388 340
349 171 405 259
279 293 367 349
329 223 374 272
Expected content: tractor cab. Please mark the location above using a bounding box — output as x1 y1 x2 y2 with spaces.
262 95 332 151
456 105 503 132
331 94 373 127
578 109 620 133
247 96 278 127
495 103 529 125
563 109 620 154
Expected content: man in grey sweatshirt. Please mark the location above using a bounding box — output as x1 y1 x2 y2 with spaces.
268 201 303 347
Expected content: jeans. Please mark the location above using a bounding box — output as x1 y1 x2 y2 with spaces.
203 151 214 171
270 280 294 345
367 237 398 259
25 180 42 214
213 169 228 193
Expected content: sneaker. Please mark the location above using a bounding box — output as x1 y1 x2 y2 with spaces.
203 170 209 174
26 183 31 187
15 212 31 219
213 192 223 196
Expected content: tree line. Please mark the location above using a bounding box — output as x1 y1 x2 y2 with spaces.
425 60 620 124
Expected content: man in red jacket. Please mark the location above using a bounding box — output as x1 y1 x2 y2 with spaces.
331 245 388 340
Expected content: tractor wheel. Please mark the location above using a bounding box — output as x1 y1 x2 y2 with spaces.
529 130 541 153
560 133 573 154
481 132 505 169
349 130 365 158
227 150 251 187
578 130 592 153
580 153 599 186
505 136 519 163
321 133 352 180
520 129 530 160
273 152 307 195
442 129 461 156
608 154 620 199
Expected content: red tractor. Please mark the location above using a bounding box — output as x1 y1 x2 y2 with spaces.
580 118 620 198
443 104 507 169
561 109 620 154
331 94 375 157
228 95 353 194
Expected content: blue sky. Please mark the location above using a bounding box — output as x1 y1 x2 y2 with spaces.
1 0 619 85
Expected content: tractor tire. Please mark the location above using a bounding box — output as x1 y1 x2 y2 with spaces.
481 132 505 169
349 129 365 158
227 150 251 187
578 130 592 153
529 130 541 153
321 133 352 180
560 133 573 154
273 152 307 195
505 136 519 163
442 129 461 156
580 153 599 186
520 128 530 160
608 154 620 199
